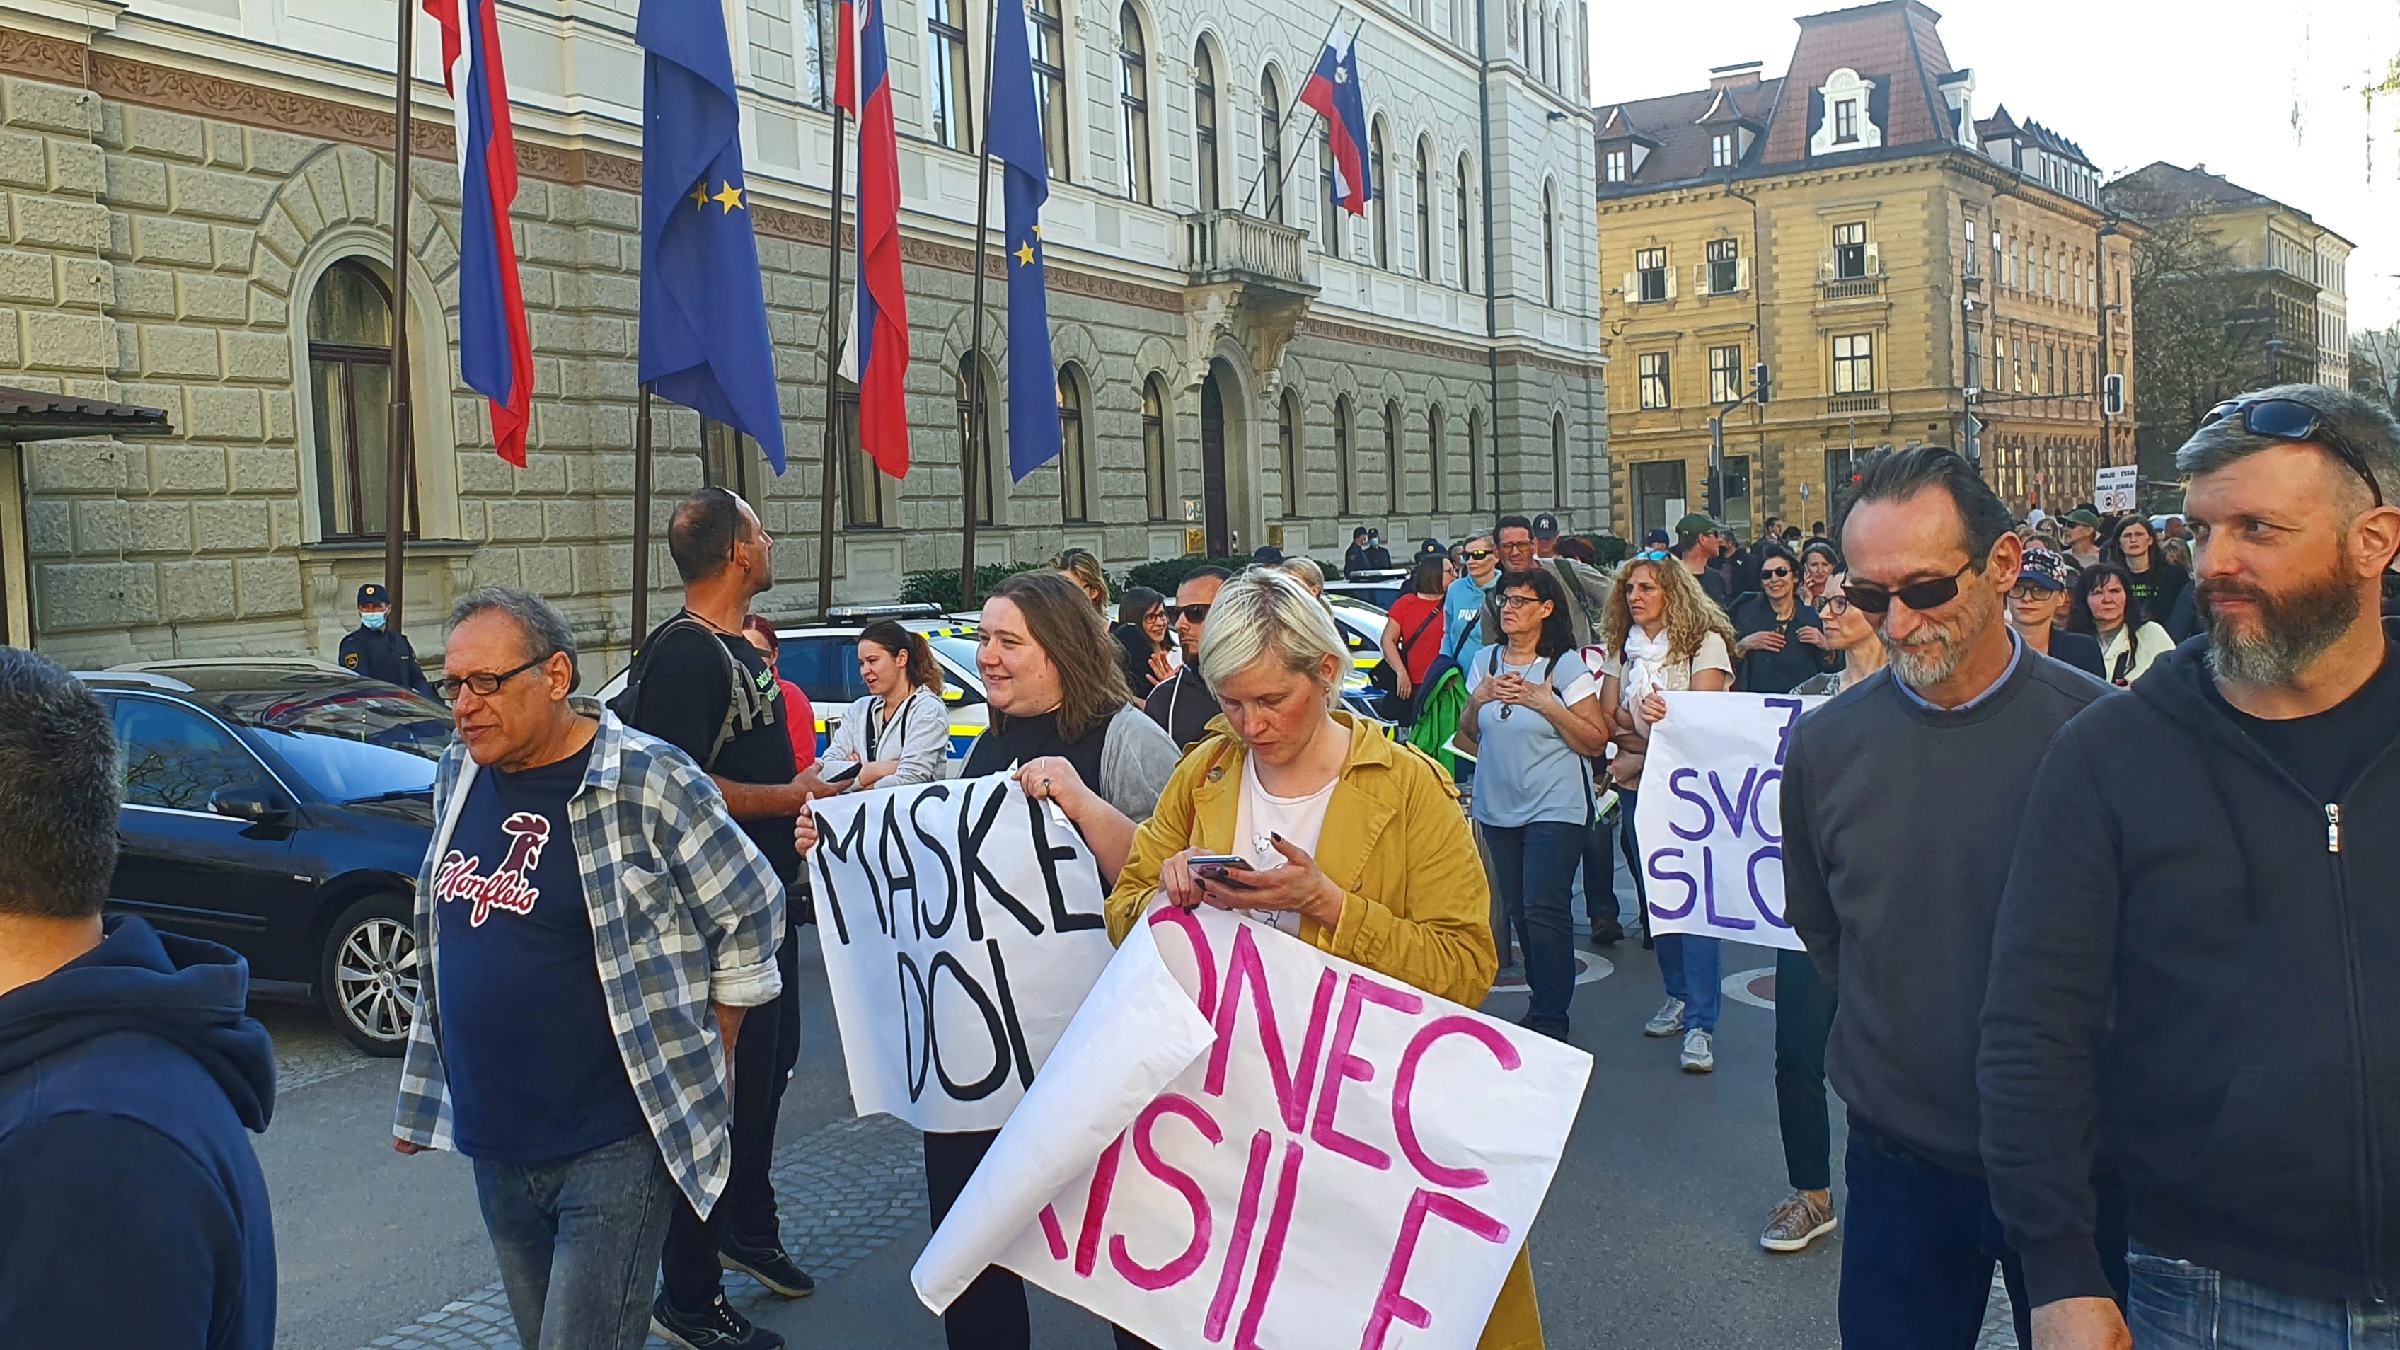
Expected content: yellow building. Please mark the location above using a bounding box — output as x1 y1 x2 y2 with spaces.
1594 0 2136 536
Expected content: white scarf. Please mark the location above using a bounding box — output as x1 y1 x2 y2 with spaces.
1619 625 1677 709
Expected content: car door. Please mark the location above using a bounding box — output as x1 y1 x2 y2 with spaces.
777 634 865 753
106 693 313 969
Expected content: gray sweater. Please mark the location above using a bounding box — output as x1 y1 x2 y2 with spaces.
1781 647 2109 1174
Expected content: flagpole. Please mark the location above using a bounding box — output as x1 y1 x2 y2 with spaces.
815 104 850 617
1233 7 1350 218
631 384 656 644
384 0 418 631
959 0 1001 611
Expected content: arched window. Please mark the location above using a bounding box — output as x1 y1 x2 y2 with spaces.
1541 183 1558 308
1455 155 1474 294
1467 408 1483 511
1427 404 1445 512
1534 6 1548 82
1259 68 1285 222
1384 399 1402 512
1551 411 1568 506
1318 122 1342 258
959 354 1000 525
1117 5 1152 203
1414 139 1434 281
1278 390 1303 518
924 0 973 150
1193 41 1221 211
1058 365 1090 522
1029 0 1071 180
1333 395 1354 516
1141 376 1171 520
1370 119 1390 270
308 258 415 539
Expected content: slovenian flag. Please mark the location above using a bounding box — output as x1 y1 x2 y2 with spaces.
836 0 912 478
422 0 533 466
1300 26 1372 216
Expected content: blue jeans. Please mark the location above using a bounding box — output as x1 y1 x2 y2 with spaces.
1654 933 1722 1033
2129 1242 2400 1348
1483 820 1584 1036
473 1131 680 1350
1840 1115 2128 1350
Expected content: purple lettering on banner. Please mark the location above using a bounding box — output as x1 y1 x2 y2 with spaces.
1748 845 1791 928
1707 767 1762 841
1644 847 1699 920
1766 696 1806 767
1701 850 1756 931
1665 768 1715 841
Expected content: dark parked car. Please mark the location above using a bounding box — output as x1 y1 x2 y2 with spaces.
82 661 451 1055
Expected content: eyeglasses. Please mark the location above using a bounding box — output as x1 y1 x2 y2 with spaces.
1461 549 1496 561
1497 593 1545 610
1819 595 1853 618
1168 603 1210 623
2008 584 2058 603
2200 397 2385 506
1759 567 1795 580
1499 539 1535 552
1842 561 1978 615
432 655 549 703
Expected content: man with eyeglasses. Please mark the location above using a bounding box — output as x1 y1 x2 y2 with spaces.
1781 446 2122 1348
1982 385 2400 1350
1483 514 1611 648
394 588 786 1350
1144 566 1231 749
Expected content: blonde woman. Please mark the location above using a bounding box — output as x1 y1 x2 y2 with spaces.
1597 556 1736 1072
1052 547 1111 613
1107 568 1543 1349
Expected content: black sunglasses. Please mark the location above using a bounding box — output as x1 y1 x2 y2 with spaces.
2200 397 2384 507
1842 561 1977 616
1759 567 1794 580
432 655 550 702
1461 548 1496 561
1167 602 1211 623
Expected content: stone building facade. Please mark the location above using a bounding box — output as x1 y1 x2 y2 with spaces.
0 0 1604 672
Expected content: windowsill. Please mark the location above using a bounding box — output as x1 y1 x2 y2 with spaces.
301 537 481 559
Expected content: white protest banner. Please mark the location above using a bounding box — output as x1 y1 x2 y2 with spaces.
914 905 1593 1350
807 774 1117 1132
1635 691 1822 951
2095 464 2139 514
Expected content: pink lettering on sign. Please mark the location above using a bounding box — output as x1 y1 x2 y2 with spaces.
1308 973 1425 1172
1233 1138 1307 1350
1358 1189 1512 1350
433 811 552 927
1035 1134 1128 1279
1205 1129 1276 1340
1110 1094 1222 1290
1204 924 1338 1132
1393 1016 1521 1189
1147 904 1221 1018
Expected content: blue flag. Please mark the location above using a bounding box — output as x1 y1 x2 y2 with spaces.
636 0 786 469
990 0 1059 482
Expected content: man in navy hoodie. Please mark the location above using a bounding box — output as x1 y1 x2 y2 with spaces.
0 647 276 1347
1982 383 2400 1349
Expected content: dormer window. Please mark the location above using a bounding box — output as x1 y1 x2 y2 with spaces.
1834 99 1859 143
1809 67 1884 157
1604 148 1628 182
1710 131 1735 168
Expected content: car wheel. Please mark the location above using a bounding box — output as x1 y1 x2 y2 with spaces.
320 894 419 1057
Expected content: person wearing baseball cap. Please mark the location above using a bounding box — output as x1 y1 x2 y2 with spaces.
2061 508 2104 569
1672 513 1734 608
2004 548 2106 680
1531 512 1562 558
338 582 434 696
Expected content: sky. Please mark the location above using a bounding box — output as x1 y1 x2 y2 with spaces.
1587 0 2400 333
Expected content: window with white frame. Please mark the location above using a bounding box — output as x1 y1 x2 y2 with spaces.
1709 344 1742 403
1707 237 1739 294
1710 131 1734 168
1636 246 1667 302
1833 333 1875 393
1117 6 1151 203
1638 351 1670 409
925 0 973 151
1603 147 1627 183
1832 221 1867 279
1030 0 1071 180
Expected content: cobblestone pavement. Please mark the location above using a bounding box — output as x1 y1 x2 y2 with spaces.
359 1114 927 1349
256 1000 374 1096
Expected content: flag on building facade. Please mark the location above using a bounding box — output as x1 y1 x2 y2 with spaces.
838 0 912 478
990 0 1061 482
422 0 533 466
634 0 787 470
1300 26 1373 215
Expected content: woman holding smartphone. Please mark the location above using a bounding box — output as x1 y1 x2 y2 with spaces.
811 620 952 791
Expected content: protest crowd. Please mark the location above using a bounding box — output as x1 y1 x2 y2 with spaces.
2 381 2398 1350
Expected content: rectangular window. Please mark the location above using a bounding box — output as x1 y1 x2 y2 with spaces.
1029 0 1071 182
1708 344 1743 403
1833 333 1875 394
2012 338 2024 394
1833 221 1867 279
1707 237 1739 294
1834 98 1859 143
1966 327 1981 391
836 393 899 528
1636 246 1667 303
925 0 973 151
1604 148 1627 182
1965 215 1978 275
1710 132 1734 168
1638 351 1671 410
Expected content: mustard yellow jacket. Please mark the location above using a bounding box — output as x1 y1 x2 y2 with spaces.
1104 711 1544 1350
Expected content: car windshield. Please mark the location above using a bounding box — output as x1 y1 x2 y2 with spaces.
220 685 452 802
929 635 985 704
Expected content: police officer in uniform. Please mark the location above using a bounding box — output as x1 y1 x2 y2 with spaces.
338 583 433 696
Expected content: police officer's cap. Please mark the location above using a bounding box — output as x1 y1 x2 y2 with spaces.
357 583 390 607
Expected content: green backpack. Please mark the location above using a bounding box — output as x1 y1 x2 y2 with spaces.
1406 665 1469 779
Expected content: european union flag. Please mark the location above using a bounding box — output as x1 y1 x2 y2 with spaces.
636 0 786 470
990 0 1059 482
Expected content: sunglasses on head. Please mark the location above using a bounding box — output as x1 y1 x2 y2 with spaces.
1842 560 1978 615
2200 397 2385 506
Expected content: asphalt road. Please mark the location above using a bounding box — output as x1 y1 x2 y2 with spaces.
257 877 1882 1349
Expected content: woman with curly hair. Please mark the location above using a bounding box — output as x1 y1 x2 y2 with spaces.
1596 555 1737 1071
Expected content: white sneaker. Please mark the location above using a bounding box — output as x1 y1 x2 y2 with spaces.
1643 998 1687 1038
1681 1029 1715 1073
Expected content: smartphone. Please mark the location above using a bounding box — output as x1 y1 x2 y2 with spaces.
822 760 864 785
1186 853 1253 871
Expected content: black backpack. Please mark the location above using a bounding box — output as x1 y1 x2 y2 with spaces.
608 614 773 771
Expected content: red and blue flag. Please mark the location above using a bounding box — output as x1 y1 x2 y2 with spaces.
837 0 912 478
1300 27 1373 216
422 0 532 466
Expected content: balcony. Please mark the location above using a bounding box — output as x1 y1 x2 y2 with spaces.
1820 276 1883 301
1827 393 1885 415
1185 209 1312 290
1181 208 1318 392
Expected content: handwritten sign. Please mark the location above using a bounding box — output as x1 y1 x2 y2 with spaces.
2095 464 2139 514
914 906 1591 1349
1636 692 1822 951
807 775 1117 1132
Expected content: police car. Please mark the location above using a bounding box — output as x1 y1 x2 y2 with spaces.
598 604 990 768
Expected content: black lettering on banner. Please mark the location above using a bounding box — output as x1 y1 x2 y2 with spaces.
911 783 964 938
898 950 933 1099
813 804 883 945
877 795 923 942
956 780 1044 943
983 936 1038 1089
1026 791 1106 933
927 949 1013 1102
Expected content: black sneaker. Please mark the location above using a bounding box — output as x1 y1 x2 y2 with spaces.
719 1236 817 1298
1587 921 1625 947
651 1293 786 1350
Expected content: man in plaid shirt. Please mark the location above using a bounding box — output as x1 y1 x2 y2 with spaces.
391 588 784 1350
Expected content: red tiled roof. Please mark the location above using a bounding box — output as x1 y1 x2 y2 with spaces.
1596 79 1786 184
1759 0 1956 166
